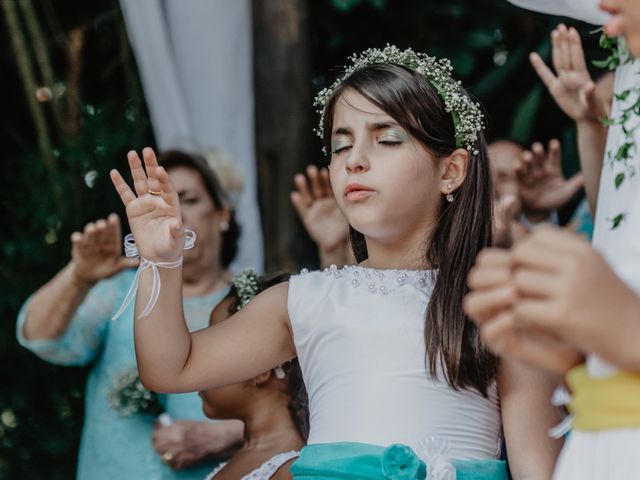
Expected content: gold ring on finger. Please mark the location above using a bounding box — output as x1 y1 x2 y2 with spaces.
148 188 162 196
162 451 174 463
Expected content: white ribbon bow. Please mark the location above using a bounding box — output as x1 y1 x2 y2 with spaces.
416 437 456 480
112 229 196 320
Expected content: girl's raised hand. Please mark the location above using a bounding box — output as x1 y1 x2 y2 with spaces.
110 148 185 262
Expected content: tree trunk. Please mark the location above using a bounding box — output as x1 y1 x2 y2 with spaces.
253 0 314 272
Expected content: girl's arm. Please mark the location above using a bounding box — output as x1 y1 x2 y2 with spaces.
111 148 296 393
499 359 563 480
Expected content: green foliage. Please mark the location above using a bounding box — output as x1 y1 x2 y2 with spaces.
0 1 152 478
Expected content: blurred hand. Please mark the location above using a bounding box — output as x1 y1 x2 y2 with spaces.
516 139 584 214
152 420 242 470
290 165 349 254
493 192 526 247
110 148 185 263
464 245 583 374
70 213 138 285
530 24 609 123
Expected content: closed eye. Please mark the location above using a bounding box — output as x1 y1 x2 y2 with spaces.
331 145 352 154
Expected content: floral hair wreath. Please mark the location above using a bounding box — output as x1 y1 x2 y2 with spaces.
313 44 485 155
232 268 259 309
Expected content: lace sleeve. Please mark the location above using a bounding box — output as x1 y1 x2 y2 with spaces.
16 270 135 366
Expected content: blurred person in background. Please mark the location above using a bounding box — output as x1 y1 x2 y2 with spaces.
16 150 244 479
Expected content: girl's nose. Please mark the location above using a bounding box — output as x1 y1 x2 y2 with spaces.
345 143 370 174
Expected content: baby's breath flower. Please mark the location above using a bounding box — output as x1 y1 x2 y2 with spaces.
314 44 485 153
109 370 163 417
232 269 259 309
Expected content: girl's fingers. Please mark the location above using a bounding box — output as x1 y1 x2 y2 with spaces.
109 213 123 252
513 269 557 298
513 298 560 331
531 142 546 169
320 167 333 194
551 29 564 74
307 165 325 198
564 172 585 196
156 166 179 207
467 266 512 290
479 310 518 355
94 219 109 246
512 240 567 272
529 52 557 90
290 191 307 217
110 169 137 207
464 284 517 323
127 150 149 197
143 147 163 193
557 24 571 72
568 27 587 73
547 139 561 170
294 173 313 206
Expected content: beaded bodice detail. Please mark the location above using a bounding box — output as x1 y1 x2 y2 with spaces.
300 264 435 297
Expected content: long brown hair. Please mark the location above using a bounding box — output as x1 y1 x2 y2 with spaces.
321 63 497 395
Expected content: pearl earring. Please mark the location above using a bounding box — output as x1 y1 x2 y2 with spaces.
445 183 454 203
220 221 229 232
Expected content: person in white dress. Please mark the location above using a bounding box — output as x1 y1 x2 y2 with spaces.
109 46 562 479
466 1 640 478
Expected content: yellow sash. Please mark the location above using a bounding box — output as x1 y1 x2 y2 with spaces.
567 364 640 431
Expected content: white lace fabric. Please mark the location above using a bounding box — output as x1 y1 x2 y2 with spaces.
204 450 299 480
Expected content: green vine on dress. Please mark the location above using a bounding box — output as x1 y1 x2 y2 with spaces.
594 30 637 230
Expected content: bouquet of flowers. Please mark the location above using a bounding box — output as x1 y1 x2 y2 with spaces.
109 369 164 417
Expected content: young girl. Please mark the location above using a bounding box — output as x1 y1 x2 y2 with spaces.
202 270 308 480
111 45 561 479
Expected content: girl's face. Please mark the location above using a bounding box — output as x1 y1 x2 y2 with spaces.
602 0 640 57
166 166 230 268
328 89 445 251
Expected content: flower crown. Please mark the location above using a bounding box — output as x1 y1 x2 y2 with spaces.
313 44 485 155
232 268 259 309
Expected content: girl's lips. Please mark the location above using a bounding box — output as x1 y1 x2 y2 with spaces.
345 190 375 201
344 183 375 202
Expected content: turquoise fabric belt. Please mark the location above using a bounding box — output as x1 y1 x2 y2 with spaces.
290 442 507 480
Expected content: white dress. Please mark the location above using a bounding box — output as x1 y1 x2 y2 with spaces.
204 450 299 480
552 56 640 480
288 266 502 461
506 2 640 476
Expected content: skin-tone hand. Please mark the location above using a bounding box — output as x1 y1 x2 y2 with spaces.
152 420 243 470
516 139 584 216
290 165 352 267
464 247 584 375
110 148 185 263
530 24 609 123
466 227 640 374
290 165 349 252
70 213 138 286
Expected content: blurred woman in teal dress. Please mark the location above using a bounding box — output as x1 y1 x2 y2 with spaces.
16 150 244 479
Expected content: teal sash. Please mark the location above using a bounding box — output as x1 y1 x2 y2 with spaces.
290 442 508 480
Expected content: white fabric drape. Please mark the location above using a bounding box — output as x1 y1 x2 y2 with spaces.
507 0 610 25
119 0 263 272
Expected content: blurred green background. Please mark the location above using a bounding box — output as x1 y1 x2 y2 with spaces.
0 0 607 477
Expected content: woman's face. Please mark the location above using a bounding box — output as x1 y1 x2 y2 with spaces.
328 88 444 249
602 0 640 57
166 166 229 268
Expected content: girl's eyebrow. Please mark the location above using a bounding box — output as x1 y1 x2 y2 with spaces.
333 120 400 136
369 121 400 131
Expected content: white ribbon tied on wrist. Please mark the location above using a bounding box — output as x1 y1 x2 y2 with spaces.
112 229 196 320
